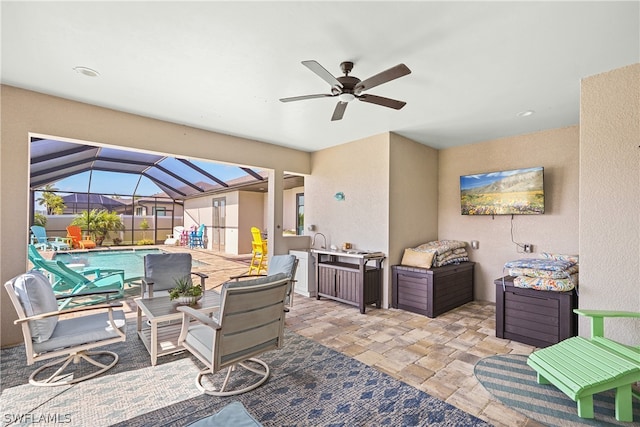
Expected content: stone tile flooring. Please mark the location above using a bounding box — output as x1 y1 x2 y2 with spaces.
57 245 544 426
286 298 544 427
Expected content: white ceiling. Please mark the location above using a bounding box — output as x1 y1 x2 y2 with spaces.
2 1 638 152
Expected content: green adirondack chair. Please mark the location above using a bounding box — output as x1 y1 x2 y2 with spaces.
527 309 640 422
28 244 124 293
34 258 125 309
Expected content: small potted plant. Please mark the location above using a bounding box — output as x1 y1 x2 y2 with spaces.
169 276 203 305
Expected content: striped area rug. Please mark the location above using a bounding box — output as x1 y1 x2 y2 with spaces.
474 354 640 427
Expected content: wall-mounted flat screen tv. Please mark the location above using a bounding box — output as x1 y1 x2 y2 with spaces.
460 167 544 215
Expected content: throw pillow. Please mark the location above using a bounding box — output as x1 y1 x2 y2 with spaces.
401 248 435 269
12 270 59 343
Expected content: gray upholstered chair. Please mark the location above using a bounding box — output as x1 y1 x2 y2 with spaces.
4 270 126 386
141 253 208 298
226 254 298 306
177 273 290 396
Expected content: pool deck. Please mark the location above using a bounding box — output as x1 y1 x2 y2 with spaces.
36 244 252 317
40 244 252 286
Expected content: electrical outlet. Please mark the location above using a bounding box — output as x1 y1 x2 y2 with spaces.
524 244 533 253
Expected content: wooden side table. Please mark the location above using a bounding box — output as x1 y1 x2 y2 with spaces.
135 291 221 365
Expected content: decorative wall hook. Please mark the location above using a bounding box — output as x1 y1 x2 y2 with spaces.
334 192 345 201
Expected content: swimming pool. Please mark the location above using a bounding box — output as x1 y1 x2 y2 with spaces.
54 249 207 280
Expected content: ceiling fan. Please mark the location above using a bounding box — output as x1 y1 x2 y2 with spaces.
279 60 411 121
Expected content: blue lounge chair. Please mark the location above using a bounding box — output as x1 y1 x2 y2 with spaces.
34 258 125 309
30 225 71 251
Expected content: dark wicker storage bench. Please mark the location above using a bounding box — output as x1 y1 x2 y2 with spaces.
494 276 578 347
391 262 475 318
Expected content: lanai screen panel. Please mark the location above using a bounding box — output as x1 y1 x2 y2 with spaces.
29 138 266 200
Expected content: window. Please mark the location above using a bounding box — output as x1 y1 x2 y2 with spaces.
152 207 166 217
135 207 147 216
296 193 304 236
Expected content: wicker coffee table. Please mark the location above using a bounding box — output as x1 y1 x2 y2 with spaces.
135 291 221 366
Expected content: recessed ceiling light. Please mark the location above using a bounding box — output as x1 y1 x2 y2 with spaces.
516 110 535 118
73 66 100 77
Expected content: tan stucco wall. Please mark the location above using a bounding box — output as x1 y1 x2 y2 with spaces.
388 133 439 267
1 85 311 346
579 63 640 345
239 191 266 254
306 133 391 305
438 126 580 302
307 133 390 252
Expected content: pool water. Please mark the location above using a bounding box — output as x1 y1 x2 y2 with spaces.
54 249 206 280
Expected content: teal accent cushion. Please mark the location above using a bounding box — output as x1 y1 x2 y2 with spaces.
13 271 59 343
187 401 262 426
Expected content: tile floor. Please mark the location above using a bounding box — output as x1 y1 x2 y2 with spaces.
51 245 545 426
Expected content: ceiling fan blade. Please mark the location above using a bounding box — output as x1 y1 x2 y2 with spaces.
331 101 348 121
354 64 411 93
279 94 334 103
302 60 343 88
357 94 407 110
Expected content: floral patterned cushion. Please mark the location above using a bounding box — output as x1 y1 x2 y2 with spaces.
541 252 579 264
513 274 578 292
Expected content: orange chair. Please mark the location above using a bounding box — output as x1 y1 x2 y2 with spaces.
249 227 267 274
66 225 97 249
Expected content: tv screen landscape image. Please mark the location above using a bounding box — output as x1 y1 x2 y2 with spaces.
460 167 545 215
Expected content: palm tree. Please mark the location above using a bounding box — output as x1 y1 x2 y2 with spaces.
36 184 66 214
71 209 124 245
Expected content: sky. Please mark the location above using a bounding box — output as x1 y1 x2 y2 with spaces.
459 167 543 191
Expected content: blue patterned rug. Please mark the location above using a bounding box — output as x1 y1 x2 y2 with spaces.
1 322 489 426
474 354 640 427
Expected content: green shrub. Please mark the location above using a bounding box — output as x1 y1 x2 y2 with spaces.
34 213 47 227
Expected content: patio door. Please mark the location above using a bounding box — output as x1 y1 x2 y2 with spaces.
211 197 226 252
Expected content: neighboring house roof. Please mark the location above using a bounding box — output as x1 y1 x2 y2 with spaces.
62 193 124 210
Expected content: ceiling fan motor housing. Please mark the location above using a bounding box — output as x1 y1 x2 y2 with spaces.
340 61 354 75
336 76 361 97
